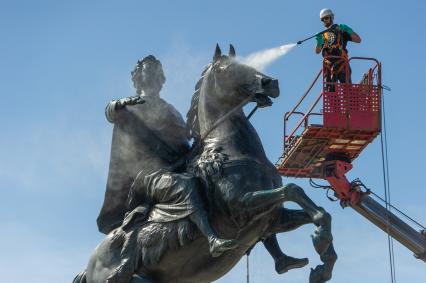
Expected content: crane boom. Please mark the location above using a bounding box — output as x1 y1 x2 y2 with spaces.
276 56 426 262
351 194 426 261
323 160 426 262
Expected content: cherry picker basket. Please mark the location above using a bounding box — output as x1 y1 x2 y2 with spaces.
276 57 382 178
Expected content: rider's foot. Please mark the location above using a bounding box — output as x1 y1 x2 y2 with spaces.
209 237 238 257
275 255 309 274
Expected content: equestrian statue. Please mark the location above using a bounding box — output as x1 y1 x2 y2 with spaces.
73 45 337 283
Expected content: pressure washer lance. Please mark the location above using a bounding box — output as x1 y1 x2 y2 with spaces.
296 25 337 45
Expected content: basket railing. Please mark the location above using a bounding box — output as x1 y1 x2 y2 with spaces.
283 57 382 153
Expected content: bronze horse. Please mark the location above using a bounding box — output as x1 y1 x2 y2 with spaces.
74 45 336 283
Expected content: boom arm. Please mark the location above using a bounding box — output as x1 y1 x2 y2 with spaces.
352 194 426 261
323 160 426 261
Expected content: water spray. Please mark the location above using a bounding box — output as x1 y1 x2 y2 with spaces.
239 25 338 120
241 43 297 71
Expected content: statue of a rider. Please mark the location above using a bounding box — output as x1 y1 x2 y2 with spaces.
97 55 309 282
98 55 237 256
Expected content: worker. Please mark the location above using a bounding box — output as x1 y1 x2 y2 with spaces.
315 9 361 89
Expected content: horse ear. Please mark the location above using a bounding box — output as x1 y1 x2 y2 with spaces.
213 44 222 61
229 44 236 58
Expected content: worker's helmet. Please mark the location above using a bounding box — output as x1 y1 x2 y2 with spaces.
320 8 334 20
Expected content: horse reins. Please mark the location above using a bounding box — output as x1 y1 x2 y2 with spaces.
199 92 256 141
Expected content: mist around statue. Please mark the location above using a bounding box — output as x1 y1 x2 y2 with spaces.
3 2 425 283
241 43 297 71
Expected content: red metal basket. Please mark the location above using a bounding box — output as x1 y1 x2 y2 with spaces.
276 57 382 178
323 83 380 131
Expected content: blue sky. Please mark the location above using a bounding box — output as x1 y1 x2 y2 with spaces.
1 0 425 282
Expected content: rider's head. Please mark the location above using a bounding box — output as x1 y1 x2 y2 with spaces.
131 55 166 97
320 8 334 28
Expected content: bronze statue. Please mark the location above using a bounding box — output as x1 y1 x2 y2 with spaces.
97 55 237 262
74 46 337 283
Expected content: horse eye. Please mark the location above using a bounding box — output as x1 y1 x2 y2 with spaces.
214 65 227 73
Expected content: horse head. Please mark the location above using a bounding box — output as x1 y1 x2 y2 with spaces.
193 44 280 140
211 44 279 106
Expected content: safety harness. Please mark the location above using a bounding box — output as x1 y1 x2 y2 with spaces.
322 24 349 76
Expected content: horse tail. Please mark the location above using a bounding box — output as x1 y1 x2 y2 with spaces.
72 270 87 283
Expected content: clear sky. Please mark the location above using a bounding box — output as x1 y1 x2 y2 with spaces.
1 0 425 282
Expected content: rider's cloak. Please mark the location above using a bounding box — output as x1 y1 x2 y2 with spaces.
97 96 190 234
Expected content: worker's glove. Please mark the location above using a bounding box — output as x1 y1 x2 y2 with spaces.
116 96 145 109
339 24 354 35
315 33 324 47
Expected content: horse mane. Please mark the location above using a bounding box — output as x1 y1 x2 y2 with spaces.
186 64 212 142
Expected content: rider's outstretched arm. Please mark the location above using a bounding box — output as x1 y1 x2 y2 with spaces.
105 96 145 123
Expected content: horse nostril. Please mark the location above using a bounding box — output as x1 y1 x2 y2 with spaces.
261 77 272 86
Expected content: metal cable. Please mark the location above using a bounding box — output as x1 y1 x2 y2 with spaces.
309 178 339 202
309 178 331 189
384 92 397 282
353 179 425 229
246 254 250 283
380 91 397 283
369 191 426 230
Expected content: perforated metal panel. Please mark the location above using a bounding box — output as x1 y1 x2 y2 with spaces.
323 83 380 131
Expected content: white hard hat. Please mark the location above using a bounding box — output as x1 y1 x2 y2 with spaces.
320 8 334 19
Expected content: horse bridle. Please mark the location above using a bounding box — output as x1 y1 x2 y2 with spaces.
199 93 256 141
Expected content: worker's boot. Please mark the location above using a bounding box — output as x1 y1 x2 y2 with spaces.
274 254 309 274
189 210 238 257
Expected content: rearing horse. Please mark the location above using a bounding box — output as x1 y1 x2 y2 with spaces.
74 45 336 283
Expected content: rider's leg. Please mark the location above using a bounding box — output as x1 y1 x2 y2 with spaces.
263 234 309 274
263 209 311 274
189 209 238 257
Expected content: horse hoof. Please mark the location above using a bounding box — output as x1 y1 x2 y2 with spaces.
309 265 326 283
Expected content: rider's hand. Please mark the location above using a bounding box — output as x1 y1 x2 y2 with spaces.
116 96 145 109
127 96 145 106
